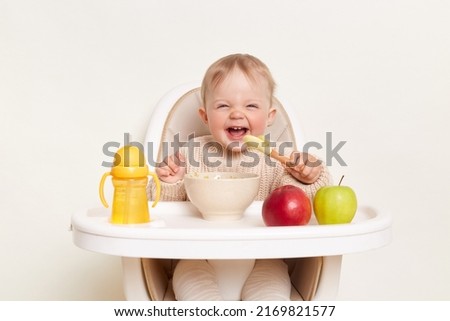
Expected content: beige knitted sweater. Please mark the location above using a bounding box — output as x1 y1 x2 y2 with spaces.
147 135 330 201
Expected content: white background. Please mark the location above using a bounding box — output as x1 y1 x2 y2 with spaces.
1 0 449 300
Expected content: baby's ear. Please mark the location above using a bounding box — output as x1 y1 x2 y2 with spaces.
198 107 208 124
267 107 277 126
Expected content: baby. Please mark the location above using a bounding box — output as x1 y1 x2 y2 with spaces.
149 54 330 300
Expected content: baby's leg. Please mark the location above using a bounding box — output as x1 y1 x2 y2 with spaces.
241 259 291 301
172 259 223 301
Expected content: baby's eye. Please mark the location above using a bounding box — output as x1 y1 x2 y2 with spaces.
217 104 229 109
247 104 258 109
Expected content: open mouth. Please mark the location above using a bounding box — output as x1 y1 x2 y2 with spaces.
226 126 249 139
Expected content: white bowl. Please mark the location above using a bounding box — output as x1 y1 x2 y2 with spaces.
184 172 260 221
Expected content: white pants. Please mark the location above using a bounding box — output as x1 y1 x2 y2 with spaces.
172 259 291 301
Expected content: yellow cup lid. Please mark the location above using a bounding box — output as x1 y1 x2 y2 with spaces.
110 145 148 178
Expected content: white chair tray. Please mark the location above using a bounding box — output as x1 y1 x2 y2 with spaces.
71 201 391 259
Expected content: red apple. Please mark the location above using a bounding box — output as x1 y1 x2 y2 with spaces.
262 185 312 226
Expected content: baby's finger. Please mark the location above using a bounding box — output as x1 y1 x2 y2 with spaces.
291 165 309 179
165 156 179 174
301 166 314 179
155 166 172 178
172 151 187 167
304 166 322 182
176 151 186 163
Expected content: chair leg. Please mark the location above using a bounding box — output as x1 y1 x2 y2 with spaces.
313 255 342 300
121 257 151 300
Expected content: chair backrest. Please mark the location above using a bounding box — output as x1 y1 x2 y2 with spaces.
144 81 305 168
141 83 310 301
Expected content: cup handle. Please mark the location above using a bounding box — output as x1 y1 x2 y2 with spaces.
99 172 111 208
148 171 161 208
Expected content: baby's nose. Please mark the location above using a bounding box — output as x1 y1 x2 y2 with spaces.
230 109 245 118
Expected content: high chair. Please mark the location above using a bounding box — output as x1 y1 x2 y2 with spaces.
71 82 392 301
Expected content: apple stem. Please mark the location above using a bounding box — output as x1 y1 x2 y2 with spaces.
338 175 345 186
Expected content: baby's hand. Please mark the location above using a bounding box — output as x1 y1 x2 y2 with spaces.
156 152 186 183
285 152 322 184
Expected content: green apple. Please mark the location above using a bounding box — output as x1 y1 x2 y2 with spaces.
313 176 357 224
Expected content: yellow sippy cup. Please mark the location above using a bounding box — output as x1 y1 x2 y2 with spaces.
99 145 161 224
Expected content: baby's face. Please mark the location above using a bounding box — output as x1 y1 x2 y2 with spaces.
199 69 276 151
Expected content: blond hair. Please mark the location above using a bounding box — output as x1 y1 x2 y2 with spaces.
201 54 276 105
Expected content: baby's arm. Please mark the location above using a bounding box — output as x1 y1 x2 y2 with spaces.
278 152 331 199
156 151 186 183
285 152 323 184
147 151 187 201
